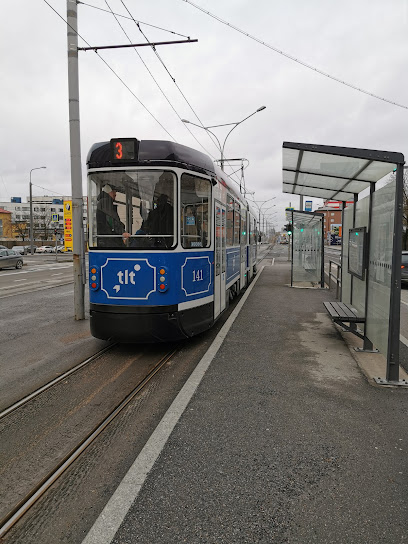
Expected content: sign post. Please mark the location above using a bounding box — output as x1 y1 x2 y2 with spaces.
51 213 60 261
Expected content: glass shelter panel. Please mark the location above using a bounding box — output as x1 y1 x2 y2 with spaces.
88 170 176 249
291 211 323 285
341 206 353 304
366 181 396 357
350 198 369 315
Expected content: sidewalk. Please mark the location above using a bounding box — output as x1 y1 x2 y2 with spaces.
83 259 408 543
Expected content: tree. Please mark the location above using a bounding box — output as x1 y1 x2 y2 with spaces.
33 209 53 241
12 221 30 241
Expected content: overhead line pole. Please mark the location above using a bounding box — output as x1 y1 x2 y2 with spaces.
65 1 199 321
67 0 85 320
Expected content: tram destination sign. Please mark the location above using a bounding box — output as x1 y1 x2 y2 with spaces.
111 138 140 163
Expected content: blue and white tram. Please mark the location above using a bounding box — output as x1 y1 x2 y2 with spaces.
87 138 258 342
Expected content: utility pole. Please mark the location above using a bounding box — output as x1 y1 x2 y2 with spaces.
65 2 198 320
67 0 85 320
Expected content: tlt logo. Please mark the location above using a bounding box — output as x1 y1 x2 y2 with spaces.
114 264 141 293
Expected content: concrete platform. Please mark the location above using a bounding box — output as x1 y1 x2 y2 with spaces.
83 257 408 544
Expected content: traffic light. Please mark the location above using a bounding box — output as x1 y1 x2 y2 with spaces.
54 229 58 235
284 223 292 235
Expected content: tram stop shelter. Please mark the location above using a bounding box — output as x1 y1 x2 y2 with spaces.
282 142 406 386
286 209 325 288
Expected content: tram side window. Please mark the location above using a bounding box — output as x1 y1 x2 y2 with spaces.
180 173 211 249
234 202 240 245
241 211 247 246
88 170 176 249
226 194 234 247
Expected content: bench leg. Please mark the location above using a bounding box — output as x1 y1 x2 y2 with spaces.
354 336 379 353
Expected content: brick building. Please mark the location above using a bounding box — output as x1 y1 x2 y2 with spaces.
0 208 13 241
315 206 343 240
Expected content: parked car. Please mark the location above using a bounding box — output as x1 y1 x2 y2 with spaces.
36 246 54 253
11 245 27 255
0 249 23 269
401 251 408 285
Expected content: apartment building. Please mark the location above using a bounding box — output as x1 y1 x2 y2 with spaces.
0 196 87 241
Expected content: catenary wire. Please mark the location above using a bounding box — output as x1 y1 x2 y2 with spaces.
181 0 408 111
78 0 245 181
78 1 191 38
42 1 252 194
104 0 217 159
42 0 176 140
31 184 66 197
120 0 245 186
120 1 223 154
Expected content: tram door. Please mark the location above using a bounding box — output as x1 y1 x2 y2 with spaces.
214 202 226 318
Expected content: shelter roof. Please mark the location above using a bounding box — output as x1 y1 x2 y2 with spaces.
282 142 404 202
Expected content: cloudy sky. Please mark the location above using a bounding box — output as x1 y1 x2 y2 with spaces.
1 0 407 228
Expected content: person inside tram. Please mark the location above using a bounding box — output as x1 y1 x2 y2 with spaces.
96 184 130 247
131 193 173 248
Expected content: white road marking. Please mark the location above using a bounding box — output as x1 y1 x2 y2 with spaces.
81 266 265 544
400 334 408 348
0 264 72 277
51 273 64 276
13 279 28 282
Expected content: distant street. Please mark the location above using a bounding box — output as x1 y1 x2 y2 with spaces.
0 255 74 298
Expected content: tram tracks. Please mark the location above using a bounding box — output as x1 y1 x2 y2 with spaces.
0 344 117 420
0 345 179 538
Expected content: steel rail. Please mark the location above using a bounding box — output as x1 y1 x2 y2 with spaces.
0 344 117 421
0 346 179 538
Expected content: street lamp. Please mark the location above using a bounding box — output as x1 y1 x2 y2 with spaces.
29 166 46 255
182 106 266 171
248 197 276 244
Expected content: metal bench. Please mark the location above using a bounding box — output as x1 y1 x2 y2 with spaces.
323 301 365 339
304 263 316 270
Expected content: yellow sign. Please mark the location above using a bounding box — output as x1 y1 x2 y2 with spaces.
63 200 73 251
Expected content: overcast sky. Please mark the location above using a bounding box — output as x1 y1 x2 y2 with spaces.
1 0 407 228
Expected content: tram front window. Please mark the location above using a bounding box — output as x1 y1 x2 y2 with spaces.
88 170 176 249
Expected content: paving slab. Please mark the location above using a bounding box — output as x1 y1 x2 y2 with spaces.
83 260 408 544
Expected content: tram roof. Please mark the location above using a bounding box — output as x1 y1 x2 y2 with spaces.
87 139 254 210
282 142 404 201
87 139 215 176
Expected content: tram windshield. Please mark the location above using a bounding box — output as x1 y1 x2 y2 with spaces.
88 170 176 249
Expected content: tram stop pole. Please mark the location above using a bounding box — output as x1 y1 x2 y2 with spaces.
67 0 85 320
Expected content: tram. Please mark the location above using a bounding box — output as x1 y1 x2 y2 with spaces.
87 138 258 342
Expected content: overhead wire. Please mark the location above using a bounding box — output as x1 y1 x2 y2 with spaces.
43 0 254 195
104 0 218 159
119 1 219 149
31 184 66 197
181 0 408 111
119 0 246 187
78 1 191 38
42 0 176 140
